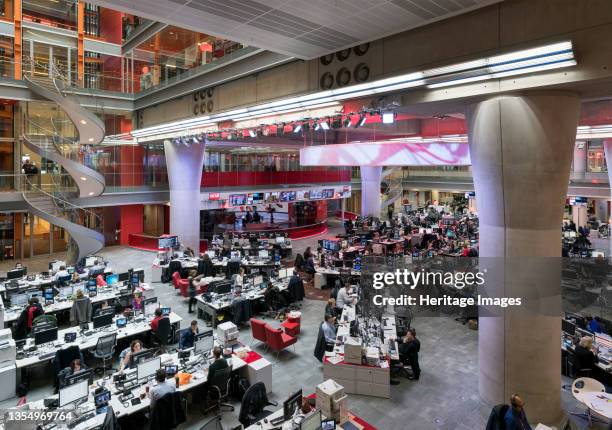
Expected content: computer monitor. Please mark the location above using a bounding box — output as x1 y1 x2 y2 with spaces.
66 368 93 386
278 268 287 279
161 307 171 316
7 268 24 280
85 257 96 267
33 326 58 346
130 274 140 287
259 250 269 259
566 312 586 329
230 251 241 261
94 390 111 408
67 267 75 275
254 275 263 286
144 302 158 317
131 349 155 366
206 251 216 259
194 331 214 355
137 357 160 383
118 272 130 282
92 312 114 329
60 285 74 298
165 365 178 377
562 319 576 336
59 379 89 408
105 274 119 285
88 285 97 297
50 261 63 272
286 267 294 278
274 254 280 263
217 282 232 295
276 236 285 244
300 411 322 430
116 317 127 328
133 269 145 282
10 293 27 306
576 327 594 340
592 251 605 258
283 389 303 421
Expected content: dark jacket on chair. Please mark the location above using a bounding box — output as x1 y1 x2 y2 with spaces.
149 391 186 430
485 404 509 430
314 324 327 362
287 275 305 302
238 382 275 427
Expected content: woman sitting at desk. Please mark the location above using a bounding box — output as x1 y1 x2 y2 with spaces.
131 291 143 313
58 358 87 389
575 336 599 374
119 339 145 371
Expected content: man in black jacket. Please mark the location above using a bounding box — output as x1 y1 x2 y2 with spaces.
207 347 229 384
398 328 421 380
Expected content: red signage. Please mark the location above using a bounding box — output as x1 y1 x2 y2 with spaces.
208 192 220 201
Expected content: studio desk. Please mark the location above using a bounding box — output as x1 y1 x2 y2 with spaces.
323 306 398 399
26 341 272 430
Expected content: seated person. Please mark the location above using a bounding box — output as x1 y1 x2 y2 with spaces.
54 266 70 281
504 394 532 430
589 316 605 334
575 335 598 373
179 320 199 350
26 297 44 333
234 267 245 287
70 290 92 325
325 298 338 320
335 285 355 311
148 368 175 409
207 347 229 384
321 314 337 344
131 291 144 313
93 300 112 317
58 358 87 389
119 339 145 371
304 256 316 275
150 308 168 332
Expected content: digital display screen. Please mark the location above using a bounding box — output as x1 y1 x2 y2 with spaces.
310 190 323 199
280 191 296 202
158 236 178 249
250 193 264 202
322 189 334 199
229 194 247 206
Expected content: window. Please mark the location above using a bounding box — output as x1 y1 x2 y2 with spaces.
587 141 607 172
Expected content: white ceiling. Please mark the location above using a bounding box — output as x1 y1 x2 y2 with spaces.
90 0 503 59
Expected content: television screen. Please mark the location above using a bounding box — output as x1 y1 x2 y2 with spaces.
280 191 296 202
250 193 264 202
322 189 334 199
158 236 178 249
310 190 323 199
297 191 306 200
229 194 247 206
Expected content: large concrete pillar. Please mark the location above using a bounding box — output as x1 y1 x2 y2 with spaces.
573 141 587 177
360 166 382 217
164 140 206 252
467 92 580 425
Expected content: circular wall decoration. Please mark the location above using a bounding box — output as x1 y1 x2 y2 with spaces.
200 102 207 113
320 54 334 66
193 104 199 115
353 43 370 56
193 92 199 102
206 100 214 112
336 68 351 87
354 63 370 82
207 88 214 98
336 48 351 62
200 89 207 100
320 72 334 89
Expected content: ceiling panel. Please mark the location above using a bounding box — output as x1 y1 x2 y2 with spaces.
90 0 503 59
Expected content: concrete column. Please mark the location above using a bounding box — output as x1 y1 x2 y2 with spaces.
604 140 612 224
360 166 382 217
573 142 587 176
164 140 206 253
467 92 580 425
431 189 440 204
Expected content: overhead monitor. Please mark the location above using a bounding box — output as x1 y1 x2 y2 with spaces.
158 236 178 249
229 194 247 206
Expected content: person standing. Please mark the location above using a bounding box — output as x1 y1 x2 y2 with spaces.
398 328 420 380
504 394 532 430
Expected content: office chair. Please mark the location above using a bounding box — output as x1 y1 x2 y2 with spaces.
153 317 172 354
204 366 234 413
92 333 117 375
199 415 224 430
238 382 277 427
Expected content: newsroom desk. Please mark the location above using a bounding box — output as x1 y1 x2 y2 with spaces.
195 279 289 327
25 342 272 430
153 257 281 283
322 306 398 398
2 282 155 326
14 312 182 388
314 266 361 290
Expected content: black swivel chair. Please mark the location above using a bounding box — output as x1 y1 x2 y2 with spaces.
152 317 172 354
238 382 277 427
92 333 117 375
226 261 241 277
204 366 234 413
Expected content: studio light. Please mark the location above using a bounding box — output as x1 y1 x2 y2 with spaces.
249 129 257 138
294 123 302 133
358 114 367 127
314 122 321 131
343 116 353 128
320 119 330 130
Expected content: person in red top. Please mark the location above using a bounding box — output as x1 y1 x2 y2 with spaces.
26 297 43 331
150 308 165 332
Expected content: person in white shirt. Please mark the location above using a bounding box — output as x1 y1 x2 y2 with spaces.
54 266 70 281
321 314 337 343
148 368 175 408
335 285 354 310
234 267 245 287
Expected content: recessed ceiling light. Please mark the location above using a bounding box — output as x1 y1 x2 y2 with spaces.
80 177 86 181
80 120 87 125
88 138 94 142
88 192 94 196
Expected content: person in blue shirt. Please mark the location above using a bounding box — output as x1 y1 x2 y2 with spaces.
504 394 532 430
179 320 199 350
589 316 604 334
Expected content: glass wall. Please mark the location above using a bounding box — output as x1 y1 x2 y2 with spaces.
23 40 77 86
23 0 77 31
587 140 607 172
204 150 333 173
0 35 13 78
0 0 14 20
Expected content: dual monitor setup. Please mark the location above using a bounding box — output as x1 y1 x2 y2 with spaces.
276 389 335 430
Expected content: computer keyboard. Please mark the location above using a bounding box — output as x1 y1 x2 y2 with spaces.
67 412 95 429
38 351 55 360
119 392 134 402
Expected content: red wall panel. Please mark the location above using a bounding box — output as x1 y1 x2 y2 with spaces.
120 204 143 245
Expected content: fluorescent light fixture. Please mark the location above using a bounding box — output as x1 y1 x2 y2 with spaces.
314 123 320 131
382 111 395 124
79 120 87 125
131 41 576 140
293 124 302 133
343 117 352 128
320 120 330 130
88 192 95 196
88 138 94 142
358 115 367 127
80 177 87 181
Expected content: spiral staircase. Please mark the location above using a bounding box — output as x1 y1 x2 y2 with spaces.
21 58 105 263
381 167 402 215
